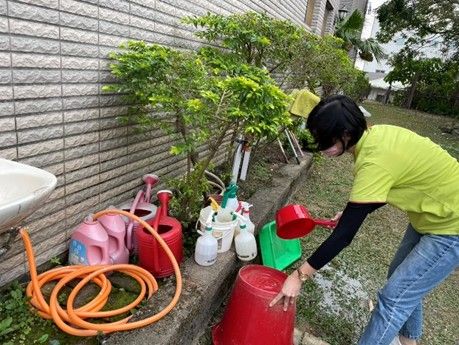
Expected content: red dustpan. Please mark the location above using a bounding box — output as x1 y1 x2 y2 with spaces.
275 204 336 239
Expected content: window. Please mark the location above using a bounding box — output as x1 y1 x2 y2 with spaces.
305 0 315 26
376 69 386 73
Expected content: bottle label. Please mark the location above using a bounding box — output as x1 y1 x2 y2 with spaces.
69 239 88 265
207 256 217 264
237 253 255 260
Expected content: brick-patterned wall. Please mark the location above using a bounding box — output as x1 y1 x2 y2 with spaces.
0 0 326 287
310 0 339 36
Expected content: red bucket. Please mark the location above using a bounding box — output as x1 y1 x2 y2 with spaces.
212 265 295 345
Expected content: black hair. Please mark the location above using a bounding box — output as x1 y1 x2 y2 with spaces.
306 95 367 153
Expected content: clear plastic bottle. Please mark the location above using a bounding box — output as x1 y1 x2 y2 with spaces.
194 222 218 266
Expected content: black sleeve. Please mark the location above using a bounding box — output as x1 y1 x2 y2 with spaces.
306 202 385 270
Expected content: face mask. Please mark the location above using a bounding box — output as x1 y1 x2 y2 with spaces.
321 143 342 157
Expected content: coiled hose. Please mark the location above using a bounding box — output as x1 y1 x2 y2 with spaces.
20 209 182 336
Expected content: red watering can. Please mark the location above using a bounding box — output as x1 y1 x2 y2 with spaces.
137 190 183 278
275 204 337 239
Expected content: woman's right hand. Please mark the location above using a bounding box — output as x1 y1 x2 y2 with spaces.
269 271 303 311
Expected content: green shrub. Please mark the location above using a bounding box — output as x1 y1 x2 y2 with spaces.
0 282 50 345
105 41 291 227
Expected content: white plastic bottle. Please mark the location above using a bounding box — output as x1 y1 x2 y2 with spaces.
194 222 218 266
221 183 239 212
239 202 255 236
234 213 257 262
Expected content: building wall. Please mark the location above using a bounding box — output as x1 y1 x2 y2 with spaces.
340 0 367 17
0 0 337 287
309 0 340 36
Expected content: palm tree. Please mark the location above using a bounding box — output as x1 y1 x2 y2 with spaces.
335 9 385 62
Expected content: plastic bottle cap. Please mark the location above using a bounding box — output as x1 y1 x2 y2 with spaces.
226 183 238 197
242 202 252 211
222 183 238 208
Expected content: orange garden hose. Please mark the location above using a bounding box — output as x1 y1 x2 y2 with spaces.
20 209 182 336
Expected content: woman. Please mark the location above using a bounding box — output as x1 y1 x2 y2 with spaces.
269 95 459 345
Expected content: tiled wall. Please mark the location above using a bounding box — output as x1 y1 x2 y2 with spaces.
309 0 340 36
0 0 335 287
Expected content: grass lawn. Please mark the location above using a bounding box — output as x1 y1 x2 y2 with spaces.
291 102 459 345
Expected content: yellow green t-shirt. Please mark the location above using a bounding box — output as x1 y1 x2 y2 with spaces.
350 125 459 235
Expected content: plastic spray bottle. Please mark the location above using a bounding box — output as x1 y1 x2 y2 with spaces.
221 183 240 212
235 202 255 237
233 213 257 262
194 213 218 266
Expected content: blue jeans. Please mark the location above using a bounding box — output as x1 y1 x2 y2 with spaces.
358 224 459 345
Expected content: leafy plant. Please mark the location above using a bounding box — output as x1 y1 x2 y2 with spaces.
376 0 458 117
183 12 304 73
105 40 291 227
334 9 385 62
0 282 50 344
167 163 211 231
49 256 61 266
289 34 370 100
386 48 459 116
377 0 458 55
104 41 208 166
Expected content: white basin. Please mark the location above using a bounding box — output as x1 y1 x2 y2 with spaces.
0 159 57 232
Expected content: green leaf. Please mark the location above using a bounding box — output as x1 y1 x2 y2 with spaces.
0 316 13 333
170 146 183 155
0 317 12 329
37 334 49 343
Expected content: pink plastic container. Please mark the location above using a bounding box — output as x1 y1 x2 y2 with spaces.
98 210 129 265
68 217 110 266
212 265 295 345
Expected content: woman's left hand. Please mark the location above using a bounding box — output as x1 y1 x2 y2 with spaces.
269 271 302 311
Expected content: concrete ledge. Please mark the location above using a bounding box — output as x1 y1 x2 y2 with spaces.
106 154 313 345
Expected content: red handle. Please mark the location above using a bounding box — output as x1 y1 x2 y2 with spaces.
314 219 337 229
